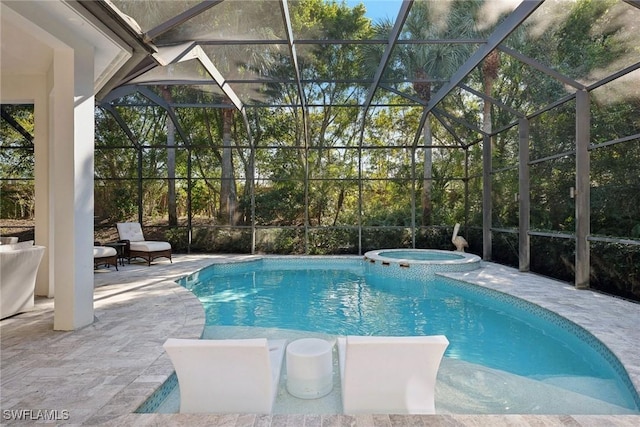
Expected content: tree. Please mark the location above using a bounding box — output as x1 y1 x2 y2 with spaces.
161 86 178 226
369 0 480 226
289 0 372 227
482 49 500 135
0 105 35 219
219 108 237 224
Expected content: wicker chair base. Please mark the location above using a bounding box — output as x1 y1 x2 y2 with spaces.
94 254 118 270
128 249 172 266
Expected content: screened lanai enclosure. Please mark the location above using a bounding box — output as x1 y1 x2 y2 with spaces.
1 0 639 300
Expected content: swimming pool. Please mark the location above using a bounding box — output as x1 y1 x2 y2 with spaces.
150 257 640 414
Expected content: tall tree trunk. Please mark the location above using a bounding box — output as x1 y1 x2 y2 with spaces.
332 188 345 226
167 118 177 226
162 86 177 226
414 69 433 226
482 92 492 135
482 50 500 138
422 117 433 226
220 108 237 225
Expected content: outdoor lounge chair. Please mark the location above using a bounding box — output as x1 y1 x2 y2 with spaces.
93 243 118 270
116 222 172 266
337 335 449 414
163 337 286 414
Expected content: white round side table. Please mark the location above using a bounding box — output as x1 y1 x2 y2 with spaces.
285 338 333 399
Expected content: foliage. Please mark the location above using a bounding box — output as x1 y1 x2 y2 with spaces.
491 232 519 268
591 241 640 299
0 105 35 218
309 228 359 255
256 228 306 254
95 184 137 221
415 226 458 251
192 227 252 253
530 235 576 283
556 0 623 79
0 181 34 219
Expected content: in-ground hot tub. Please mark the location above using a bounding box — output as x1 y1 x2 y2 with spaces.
363 249 481 279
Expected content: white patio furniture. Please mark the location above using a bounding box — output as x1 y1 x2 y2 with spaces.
286 338 334 399
0 240 46 319
116 222 171 266
337 335 449 414
163 337 286 414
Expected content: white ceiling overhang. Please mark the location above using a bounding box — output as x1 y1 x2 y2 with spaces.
1 0 133 93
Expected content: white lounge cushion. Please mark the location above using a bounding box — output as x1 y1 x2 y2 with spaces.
93 246 117 257
163 338 286 414
337 335 449 414
129 241 171 252
116 222 145 242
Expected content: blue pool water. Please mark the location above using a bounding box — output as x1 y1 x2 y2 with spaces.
178 257 640 412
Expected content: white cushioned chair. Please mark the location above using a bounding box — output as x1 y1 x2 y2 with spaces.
337 335 449 414
163 338 286 414
0 240 45 319
116 222 172 266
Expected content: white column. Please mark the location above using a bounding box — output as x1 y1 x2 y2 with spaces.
51 44 95 330
72 43 96 327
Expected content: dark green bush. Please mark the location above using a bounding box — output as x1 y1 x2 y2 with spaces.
590 242 640 300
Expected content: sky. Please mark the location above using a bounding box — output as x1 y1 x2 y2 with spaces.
345 0 403 23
